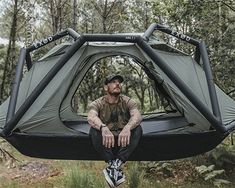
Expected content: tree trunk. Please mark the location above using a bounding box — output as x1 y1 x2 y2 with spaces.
58 0 62 31
0 0 18 101
102 0 108 33
0 0 19 165
50 1 56 33
147 82 153 110
73 0 78 30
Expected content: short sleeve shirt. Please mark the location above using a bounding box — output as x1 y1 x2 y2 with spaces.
88 95 138 131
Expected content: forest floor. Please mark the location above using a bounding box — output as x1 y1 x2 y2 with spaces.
0 140 235 188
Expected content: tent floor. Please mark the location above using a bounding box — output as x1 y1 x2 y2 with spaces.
64 113 189 135
6 130 225 161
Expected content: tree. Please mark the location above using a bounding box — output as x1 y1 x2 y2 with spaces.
0 0 20 101
77 0 128 33
72 0 78 30
0 0 234 111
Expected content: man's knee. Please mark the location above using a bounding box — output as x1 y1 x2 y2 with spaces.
127 125 142 148
131 125 142 139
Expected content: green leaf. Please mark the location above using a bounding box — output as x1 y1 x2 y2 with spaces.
204 170 225 181
213 178 231 187
195 165 215 174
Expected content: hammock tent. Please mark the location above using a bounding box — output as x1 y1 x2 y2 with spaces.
0 23 235 161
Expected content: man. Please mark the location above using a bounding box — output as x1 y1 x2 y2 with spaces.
87 74 142 187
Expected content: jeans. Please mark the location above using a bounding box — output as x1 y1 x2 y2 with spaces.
90 126 142 162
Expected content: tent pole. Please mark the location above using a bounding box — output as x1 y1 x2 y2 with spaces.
143 23 158 41
144 23 201 65
24 28 80 70
194 45 201 65
6 48 26 123
226 122 235 133
0 130 4 137
84 34 140 42
25 51 32 70
143 23 200 46
67 28 80 40
137 38 228 135
27 30 68 52
27 28 80 53
2 36 86 137
199 41 222 122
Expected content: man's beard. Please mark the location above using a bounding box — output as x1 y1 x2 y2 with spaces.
108 88 121 96
109 92 120 97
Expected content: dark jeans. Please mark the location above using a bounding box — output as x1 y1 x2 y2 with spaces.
90 126 142 163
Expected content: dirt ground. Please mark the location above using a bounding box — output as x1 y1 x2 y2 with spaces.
0 158 61 186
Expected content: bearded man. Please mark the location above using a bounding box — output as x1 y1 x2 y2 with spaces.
87 74 142 187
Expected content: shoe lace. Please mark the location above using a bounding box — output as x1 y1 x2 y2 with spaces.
110 159 122 169
113 168 123 181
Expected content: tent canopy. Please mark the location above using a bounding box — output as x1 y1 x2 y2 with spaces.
0 23 234 161
1 36 234 135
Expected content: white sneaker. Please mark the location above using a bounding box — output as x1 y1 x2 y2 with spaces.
103 167 115 188
114 168 125 186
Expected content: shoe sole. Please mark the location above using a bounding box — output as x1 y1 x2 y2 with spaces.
103 169 115 188
115 175 125 186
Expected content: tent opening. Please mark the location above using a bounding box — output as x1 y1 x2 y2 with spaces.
71 55 177 116
62 54 188 135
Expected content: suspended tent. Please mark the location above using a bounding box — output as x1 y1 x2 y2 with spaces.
0 23 235 161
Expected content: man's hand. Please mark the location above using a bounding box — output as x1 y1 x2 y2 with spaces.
118 127 131 147
102 127 115 148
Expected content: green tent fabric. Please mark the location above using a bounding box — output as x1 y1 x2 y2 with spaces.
0 35 235 135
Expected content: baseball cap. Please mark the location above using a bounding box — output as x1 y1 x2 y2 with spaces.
104 74 124 85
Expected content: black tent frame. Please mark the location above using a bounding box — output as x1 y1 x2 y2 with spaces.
1 23 234 138
1 23 235 161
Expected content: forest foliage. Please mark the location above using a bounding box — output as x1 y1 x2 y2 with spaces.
0 0 234 111
0 1 235 187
